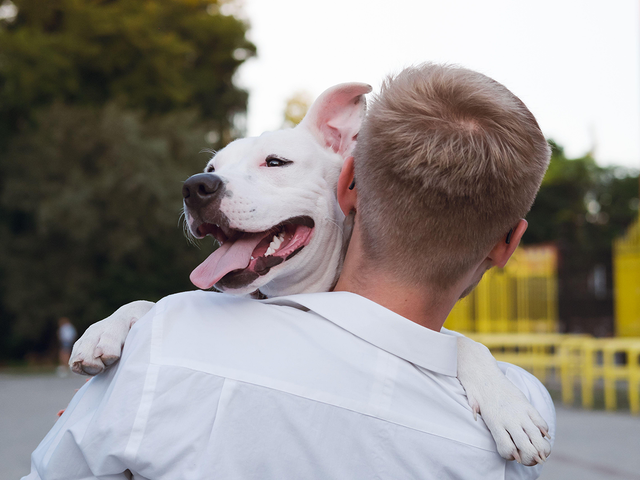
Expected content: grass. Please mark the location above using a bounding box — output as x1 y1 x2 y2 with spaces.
0 362 59 376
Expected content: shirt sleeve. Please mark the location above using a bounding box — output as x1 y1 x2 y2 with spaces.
21 307 158 480
498 362 557 480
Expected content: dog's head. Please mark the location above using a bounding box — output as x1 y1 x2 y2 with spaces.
183 82 372 296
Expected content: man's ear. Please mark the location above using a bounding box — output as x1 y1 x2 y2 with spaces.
337 156 357 216
297 83 372 156
487 219 528 268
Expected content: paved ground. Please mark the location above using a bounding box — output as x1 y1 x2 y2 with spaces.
0 372 88 480
538 405 640 480
2 373 640 480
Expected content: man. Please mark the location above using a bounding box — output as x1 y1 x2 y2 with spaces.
56 317 77 377
24 64 554 479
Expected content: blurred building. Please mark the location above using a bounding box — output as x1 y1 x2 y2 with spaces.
614 218 640 336
445 245 558 334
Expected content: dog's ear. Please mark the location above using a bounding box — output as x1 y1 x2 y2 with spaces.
298 83 372 156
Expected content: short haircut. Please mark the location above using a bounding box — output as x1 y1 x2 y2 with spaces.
353 63 551 289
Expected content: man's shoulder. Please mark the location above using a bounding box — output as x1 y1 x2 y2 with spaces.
134 290 335 360
156 289 250 311
497 362 552 402
154 290 316 326
127 291 263 350
128 291 289 344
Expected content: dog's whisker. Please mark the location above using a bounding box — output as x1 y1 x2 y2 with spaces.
178 209 200 247
323 216 344 233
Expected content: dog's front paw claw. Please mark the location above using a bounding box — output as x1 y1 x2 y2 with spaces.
70 358 105 376
94 334 125 366
69 339 111 376
484 406 551 466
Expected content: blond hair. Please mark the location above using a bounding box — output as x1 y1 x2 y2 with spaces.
354 63 551 288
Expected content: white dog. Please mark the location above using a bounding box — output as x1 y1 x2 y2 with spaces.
70 83 551 466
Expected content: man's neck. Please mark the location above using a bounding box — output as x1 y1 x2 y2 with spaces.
333 224 460 332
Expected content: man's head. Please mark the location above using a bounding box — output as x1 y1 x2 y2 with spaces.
348 63 550 291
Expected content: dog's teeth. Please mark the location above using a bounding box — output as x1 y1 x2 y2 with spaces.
266 235 282 256
250 256 255 260
272 235 283 249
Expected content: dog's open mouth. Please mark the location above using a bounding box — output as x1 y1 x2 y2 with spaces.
190 216 315 290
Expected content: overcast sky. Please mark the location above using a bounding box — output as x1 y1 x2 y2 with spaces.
235 0 640 169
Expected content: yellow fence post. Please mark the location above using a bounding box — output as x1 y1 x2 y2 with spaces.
581 340 596 409
603 342 617 411
560 340 574 404
630 344 640 415
560 336 586 405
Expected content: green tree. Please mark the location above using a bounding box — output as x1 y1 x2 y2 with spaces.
0 0 255 360
0 0 255 144
0 103 218 357
524 141 639 249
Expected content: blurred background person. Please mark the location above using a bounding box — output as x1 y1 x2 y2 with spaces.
56 317 76 377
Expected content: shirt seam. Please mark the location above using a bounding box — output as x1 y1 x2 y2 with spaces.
123 302 165 461
152 359 499 455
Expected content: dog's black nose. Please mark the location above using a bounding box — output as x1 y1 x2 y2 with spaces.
183 173 224 209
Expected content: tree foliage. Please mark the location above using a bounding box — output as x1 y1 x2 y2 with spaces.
0 103 218 356
0 0 255 143
524 140 639 254
0 0 254 360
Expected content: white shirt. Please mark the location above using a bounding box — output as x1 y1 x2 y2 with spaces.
24 290 555 480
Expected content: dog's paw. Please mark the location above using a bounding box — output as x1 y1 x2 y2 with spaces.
69 300 155 376
455 337 551 466
70 320 127 375
466 376 551 466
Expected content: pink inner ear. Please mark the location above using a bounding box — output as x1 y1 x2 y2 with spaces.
322 125 342 153
300 83 371 156
320 100 362 154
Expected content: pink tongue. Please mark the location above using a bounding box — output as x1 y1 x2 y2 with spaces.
190 233 266 289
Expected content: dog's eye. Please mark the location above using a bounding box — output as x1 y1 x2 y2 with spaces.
265 156 292 168
205 164 215 173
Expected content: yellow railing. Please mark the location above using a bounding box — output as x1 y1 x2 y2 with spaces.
445 246 558 334
466 333 640 415
614 218 640 337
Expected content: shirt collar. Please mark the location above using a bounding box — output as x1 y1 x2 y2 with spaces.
261 291 458 377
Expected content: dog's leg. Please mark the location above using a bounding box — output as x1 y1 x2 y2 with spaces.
456 337 551 466
69 300 155 375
